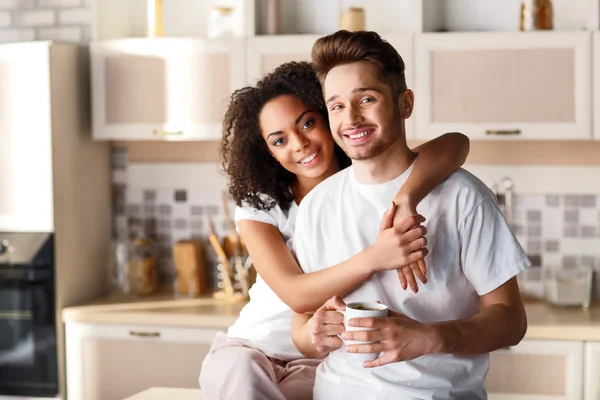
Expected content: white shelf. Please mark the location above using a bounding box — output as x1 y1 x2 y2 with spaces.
92 0 254 40
422 0 596 32
92 0 600 40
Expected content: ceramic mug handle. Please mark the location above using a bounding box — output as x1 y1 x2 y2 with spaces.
336 309 347 344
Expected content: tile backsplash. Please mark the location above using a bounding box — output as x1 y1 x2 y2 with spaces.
111 147 600 298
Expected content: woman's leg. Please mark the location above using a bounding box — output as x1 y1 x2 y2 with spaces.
277 358 322 400
199 332 286 400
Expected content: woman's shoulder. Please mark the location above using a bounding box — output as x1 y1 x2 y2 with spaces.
235 193 294 226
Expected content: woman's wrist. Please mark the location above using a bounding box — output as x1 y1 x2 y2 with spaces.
392 193 417 211
361 247 382 275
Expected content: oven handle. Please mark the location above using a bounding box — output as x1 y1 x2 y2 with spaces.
0 268 52 281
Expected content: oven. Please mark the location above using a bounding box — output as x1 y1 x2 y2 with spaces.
0 233 57 397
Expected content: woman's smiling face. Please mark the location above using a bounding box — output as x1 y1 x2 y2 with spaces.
259 94 338 181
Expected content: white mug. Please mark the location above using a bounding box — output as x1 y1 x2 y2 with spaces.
337 302 388 363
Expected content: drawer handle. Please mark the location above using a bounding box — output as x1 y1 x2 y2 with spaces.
129 330 161 338
486 129 521 136
153 129 183 136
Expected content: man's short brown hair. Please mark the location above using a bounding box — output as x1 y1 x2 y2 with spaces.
311 30 407 101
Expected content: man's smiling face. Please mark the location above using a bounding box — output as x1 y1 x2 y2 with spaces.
324 61 411 161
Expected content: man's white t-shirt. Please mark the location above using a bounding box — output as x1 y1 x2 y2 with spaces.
226 199 305 361
293 163 531 399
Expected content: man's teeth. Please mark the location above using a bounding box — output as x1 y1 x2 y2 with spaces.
301 152 318 164
348 130 370 139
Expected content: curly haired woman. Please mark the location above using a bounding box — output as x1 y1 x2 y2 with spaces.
199 61 470 400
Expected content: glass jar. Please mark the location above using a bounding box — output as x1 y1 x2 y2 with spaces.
129 237 158 296
207 6 235 39
520 0 553 31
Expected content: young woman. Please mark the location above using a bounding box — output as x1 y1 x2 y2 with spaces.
199 62 470 400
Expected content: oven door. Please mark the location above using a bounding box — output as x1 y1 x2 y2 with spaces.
0 268 57 397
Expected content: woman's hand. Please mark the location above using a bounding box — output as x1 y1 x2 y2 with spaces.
368 202 429 292
392 201 429 292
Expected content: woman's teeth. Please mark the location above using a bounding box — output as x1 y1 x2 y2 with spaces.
300 151 318 164
348 130 370 139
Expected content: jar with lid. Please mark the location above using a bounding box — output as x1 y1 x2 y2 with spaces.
520 0 553 31
207 6 235 38
128 237 158 296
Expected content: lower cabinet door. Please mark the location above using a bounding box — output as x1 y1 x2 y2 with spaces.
66 322 222 400
485 339 584 400
584 342 600 400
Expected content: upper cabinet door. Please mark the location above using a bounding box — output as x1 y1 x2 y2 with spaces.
91 38 245 141
246 35 321 84
246 34 415 139
0 42 53 232
414 32 592 140
594 33 600 141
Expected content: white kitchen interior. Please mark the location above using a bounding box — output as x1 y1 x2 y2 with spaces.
1 0 600 399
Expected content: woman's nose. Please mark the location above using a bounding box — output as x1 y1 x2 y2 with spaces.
291 132 310 151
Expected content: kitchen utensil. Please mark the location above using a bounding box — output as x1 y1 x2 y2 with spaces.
207 218 235 297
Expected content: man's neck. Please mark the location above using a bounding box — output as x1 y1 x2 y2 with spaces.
353 136 416 184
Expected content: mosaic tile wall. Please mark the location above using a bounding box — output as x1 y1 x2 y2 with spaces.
111 147 600 298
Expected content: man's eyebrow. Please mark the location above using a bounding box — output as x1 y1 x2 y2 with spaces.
352 87 384 95
326 87 383 104
266 110 312 139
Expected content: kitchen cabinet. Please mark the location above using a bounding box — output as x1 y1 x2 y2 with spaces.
414 32 592 141
0 41 111 399
91 38 245 141
65 321 222 400
485 339 584 400
584 342 600 400
0 42 54 232
246 34 416 138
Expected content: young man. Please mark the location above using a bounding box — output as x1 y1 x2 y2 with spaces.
290 30 531 399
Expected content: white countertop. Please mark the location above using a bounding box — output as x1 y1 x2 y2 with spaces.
123 387 203 400
62 294 600 341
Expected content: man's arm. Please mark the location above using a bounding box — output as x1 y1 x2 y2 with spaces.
342 278 527 367
431 277 527 354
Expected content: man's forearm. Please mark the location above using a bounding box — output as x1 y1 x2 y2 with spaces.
291 313 328 359
430 303 527 355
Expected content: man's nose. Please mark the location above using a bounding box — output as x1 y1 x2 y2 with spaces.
345 104 364 126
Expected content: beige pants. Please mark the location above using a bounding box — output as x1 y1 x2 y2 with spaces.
199 332 322 400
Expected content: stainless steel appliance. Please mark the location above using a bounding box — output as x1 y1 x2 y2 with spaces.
0 232 57 397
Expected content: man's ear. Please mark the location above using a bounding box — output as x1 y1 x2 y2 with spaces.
400 89 414 119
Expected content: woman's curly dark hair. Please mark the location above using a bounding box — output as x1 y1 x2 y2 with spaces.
221 61 351 211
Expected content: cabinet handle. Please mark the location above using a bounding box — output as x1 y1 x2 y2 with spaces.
129 330 161 338
486 129 521 136
153 129 183 136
